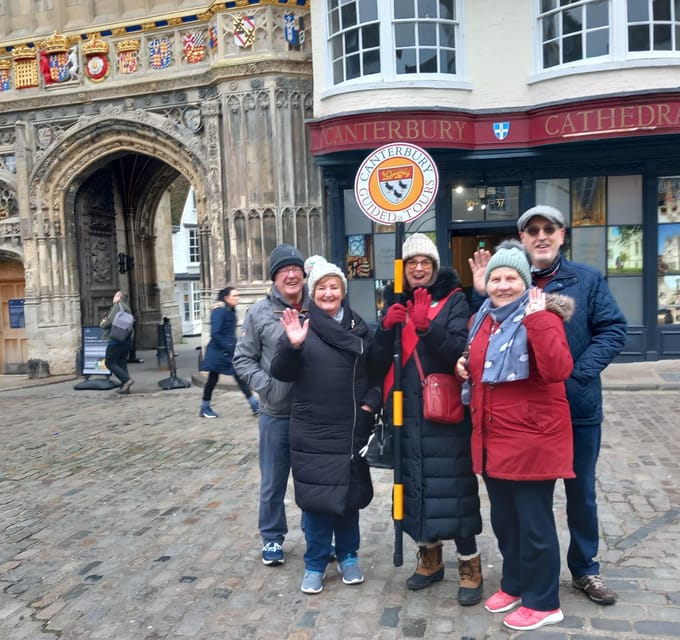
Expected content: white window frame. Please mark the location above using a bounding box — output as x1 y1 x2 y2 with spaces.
532 0 680 82
187 227 199 265
322 0 469 98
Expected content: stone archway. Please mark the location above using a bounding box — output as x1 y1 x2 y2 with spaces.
18 103 221 374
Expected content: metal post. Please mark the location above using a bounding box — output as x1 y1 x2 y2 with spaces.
392 221 404 567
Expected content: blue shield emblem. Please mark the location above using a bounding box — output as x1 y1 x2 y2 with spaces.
493 122 510 141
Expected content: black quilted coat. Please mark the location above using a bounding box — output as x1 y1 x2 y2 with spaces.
369 267 482 543
270 299 382 517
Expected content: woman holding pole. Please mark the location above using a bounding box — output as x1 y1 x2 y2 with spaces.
369 233 483 605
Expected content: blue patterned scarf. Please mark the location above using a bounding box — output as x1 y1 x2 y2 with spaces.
461 291 531 405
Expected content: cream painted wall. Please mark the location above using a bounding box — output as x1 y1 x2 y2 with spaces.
311 0 680 118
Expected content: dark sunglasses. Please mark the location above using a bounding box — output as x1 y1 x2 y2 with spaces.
524 224 559 236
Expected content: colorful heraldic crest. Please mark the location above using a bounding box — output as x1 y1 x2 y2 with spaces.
117 40 140 75
208 23 218 50
0 61 10 92
493 121 510 140
284 14 305 47
11 46 39 89
82 36 110 82
149 36 172 70
354 143 439 224
183 32 206 64
38 33 71 85
233 15 255 48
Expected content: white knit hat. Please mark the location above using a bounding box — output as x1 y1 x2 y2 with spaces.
305 255 347 296
402 233 440 270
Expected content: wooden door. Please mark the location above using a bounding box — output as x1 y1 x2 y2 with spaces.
0 260 27 374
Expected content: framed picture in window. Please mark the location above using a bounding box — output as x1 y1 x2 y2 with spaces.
607 226 643 275
657 177 680 223
346 234 373 279
571 177 606 226
658 224 680 275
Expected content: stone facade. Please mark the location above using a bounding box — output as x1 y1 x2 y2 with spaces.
0 1 325 375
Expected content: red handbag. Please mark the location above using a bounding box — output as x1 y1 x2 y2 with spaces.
413 349 464 424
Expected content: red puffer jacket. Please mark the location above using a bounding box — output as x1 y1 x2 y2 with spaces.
467 307 575 481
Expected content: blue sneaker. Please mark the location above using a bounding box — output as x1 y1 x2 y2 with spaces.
301 570 324 594
262 541 284 566
337 556 364 585
199 406 218 418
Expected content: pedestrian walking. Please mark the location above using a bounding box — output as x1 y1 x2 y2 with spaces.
469 205 627 605
270 257 381 594
233 243 310 567
199 287 260 418
369 233 483 605
100 290 135 394
457 240 575 631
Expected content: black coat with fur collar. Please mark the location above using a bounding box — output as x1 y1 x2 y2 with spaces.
369 267 482 543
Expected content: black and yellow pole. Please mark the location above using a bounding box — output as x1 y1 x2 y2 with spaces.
392 221 405 567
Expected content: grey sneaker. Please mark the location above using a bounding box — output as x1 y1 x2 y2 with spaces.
301 570 324 594
337 556 364 585
572 574 617 605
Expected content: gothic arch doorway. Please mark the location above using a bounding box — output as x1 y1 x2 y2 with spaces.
0 256 27 374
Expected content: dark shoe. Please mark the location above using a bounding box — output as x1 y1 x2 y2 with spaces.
572 574 617 605
406 544 444 591
262 541 284 566
457 553 483 606
199 406 218 418
116 379 134 394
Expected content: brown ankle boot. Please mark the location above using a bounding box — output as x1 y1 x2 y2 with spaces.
406 543 445 591
457 552 483 606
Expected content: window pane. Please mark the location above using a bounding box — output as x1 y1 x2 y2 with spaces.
331 35 343 58
439 48 456 73
654 23 673 48
346 29 359 54
395 23 416 47
346 53 361 79
395 0 415 19
543 41 560 66
587 28 609 56
396 48 417 73
341 3 358 28
419 22 437 45
587 0 609 27
439 22 456 47
333 59 344 83
653 0 672 20
627 0 649 21
563 33 583 61
563 7 583 34
363 23 380 47
420 48 437 71
439 0 455 20
329 8 340 33
358 0 378 21
629 24 650 49
543 14 558 40
418 0 437 18
363 48 381 74
542 0 557 11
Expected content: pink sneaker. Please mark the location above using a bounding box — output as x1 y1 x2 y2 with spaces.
484 589 521 613
503 606 564 631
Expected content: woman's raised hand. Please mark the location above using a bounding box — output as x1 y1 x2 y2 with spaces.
525 287 546 315
281 307 308 348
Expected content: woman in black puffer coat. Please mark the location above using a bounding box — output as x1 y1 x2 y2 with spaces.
270 257 382 595
369 233 483 605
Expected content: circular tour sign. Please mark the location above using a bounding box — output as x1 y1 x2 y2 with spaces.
354 143 439 224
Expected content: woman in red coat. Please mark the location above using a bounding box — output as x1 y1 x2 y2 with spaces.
456 240 575 632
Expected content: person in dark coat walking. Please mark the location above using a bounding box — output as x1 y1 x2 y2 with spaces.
270 256 382 595
369 233 483 605
100 290 135 394
199 287 259 418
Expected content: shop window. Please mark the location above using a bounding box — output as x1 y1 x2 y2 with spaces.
451 185 519 222
657 176 680 325
327 0 461 86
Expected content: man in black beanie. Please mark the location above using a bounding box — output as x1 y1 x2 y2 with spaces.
234 243 309 566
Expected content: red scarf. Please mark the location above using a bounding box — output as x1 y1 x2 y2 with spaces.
382 288 458 404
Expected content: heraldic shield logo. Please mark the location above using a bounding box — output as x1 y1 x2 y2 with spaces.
354 143 439 224
493 121 510 140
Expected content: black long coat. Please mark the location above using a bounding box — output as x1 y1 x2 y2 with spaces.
200 303 236 375
369 267 482 543
270 300 382 516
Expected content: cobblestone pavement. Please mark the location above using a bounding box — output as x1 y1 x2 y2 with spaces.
1 377 679 639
